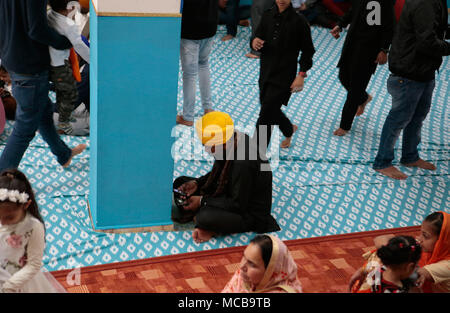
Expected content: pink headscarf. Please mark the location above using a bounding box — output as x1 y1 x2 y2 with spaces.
222 235 303 293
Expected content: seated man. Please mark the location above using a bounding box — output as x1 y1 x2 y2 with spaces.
172 111 280 243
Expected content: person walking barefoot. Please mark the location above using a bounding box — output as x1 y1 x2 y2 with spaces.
372 0 449 180
253 0 315 149
330 0 394 137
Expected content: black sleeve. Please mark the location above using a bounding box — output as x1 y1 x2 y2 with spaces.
251 11 270 50
412 1 450 57
337 6 353 29
201 161 254 214
379 0 396 51
195 172 211 189
255 11 269 40
24 0 72 49
298 15 315 72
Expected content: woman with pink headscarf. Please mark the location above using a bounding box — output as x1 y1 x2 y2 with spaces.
222 235 303 293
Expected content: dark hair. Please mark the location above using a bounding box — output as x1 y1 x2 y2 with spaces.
377 235 422 266
424 212 444 237
200 133 237 197
48 0 72 12
250 235 273 268
0 169 44 228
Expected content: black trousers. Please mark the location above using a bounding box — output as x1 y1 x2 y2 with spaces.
338 60 376 130
255 82 293 147
173 176 248 235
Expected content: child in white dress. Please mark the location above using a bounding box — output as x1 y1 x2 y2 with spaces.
0 169 65 293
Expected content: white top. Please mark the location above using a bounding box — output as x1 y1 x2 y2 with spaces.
47 10 90 67
0 213 45 292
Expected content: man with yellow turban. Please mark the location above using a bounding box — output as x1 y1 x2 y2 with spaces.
172 112 280 243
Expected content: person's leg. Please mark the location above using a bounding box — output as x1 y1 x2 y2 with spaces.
334 65 351 136
223 0 240 39
0 71 71 171
338 61 374 132
373 75 425 179
36 72 85 166
38 97 74 166
198 37 215 113
400 79 436 170
0 72 48 171
195 207 248 235
256 84 294 147
50 63 78 134
255 83 273 148
338 63 351 91
179 39 200 124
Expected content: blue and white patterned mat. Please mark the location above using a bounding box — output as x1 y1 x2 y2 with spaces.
1 26 448 271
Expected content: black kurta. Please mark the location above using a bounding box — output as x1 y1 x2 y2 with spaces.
254 4 315 142
336 0 395 131
337 0 395 72
174 133 280 235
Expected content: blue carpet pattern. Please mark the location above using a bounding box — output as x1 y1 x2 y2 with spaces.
0 26 447 271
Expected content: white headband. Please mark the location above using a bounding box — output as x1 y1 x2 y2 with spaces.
0 189 29 204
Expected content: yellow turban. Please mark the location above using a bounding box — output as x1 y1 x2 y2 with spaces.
195 112 235 146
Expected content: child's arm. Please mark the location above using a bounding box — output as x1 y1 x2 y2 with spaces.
1 222 45 293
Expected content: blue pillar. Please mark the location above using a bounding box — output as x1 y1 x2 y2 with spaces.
89 1 181 230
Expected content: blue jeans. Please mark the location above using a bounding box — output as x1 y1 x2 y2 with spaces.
373 75 435 170
0 71 71 171
180 37 215 122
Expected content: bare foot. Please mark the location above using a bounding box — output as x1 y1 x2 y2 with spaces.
62 144 87 168
375 166 408 180
176 115 193 126
356 94 373 116
245 53 260 59
221 34 234 42
333 128 348 136
204 109 214 115
280 125 298 149
192 228 215 243
402 159 436 171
